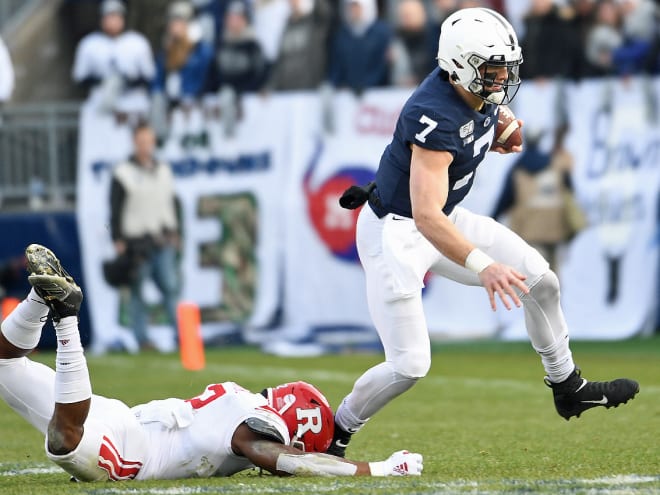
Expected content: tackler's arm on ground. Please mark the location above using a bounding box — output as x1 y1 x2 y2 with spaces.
231 423 423 477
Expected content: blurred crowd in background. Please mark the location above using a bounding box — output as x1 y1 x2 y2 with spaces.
62 0 660 119
0 0 658 134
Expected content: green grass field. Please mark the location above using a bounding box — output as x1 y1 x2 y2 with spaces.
1 338 659 494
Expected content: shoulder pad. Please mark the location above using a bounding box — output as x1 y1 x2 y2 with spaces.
245 417 286 444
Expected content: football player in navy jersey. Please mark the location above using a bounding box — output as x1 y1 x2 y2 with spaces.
328 7 639 457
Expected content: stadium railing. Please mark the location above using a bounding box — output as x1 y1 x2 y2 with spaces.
0 0 40 32
0 102 80 211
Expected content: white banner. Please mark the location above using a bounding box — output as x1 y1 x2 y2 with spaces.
280 90 399 338
552 78 659 339
279 81 659 342
504 78 660 339
77 98 288 353
78 80 659 351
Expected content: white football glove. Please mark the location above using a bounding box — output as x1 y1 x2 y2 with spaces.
369 450 423 476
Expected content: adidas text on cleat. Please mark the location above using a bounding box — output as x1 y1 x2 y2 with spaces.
25 244 83 321
546 368 639 420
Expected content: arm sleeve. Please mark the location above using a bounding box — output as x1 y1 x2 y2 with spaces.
364 23 392 88
276 453 358 477
204 59 220 94
109 176 126 241
250 43 270 92
0 37 14 101
72 37 95 83
327 32 343 87
125 37 155 88
152 53 166 93
163 194 181 237
138 36 156 81
187 43 214 97
612 40 652 74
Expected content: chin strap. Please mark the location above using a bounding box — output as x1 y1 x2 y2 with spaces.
483 89 506 105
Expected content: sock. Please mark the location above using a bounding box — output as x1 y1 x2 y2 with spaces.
1 289 49 350
334 362 418 433
334 399 367 434
521 271 575 383
535 333 575 384
54 316 92 404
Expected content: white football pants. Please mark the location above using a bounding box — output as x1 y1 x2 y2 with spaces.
334 205 575 432
0 300 145 482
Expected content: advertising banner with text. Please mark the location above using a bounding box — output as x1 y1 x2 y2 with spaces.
77 79 659 351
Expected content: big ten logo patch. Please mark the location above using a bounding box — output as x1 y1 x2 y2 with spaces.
303 140 375 263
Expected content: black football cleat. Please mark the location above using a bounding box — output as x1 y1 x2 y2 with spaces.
25 244 83 321
546 368 639 420
326 421 353 458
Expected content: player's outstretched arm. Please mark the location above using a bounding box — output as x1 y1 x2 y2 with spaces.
232 424 422 477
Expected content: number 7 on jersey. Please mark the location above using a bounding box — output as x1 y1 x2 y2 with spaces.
415 114 438 143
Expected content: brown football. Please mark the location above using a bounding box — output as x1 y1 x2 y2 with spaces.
492 105 522 150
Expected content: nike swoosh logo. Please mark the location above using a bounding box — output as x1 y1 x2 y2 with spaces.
575 378 588 392
580 395 608 405
391 216 408 221
335 439 350 448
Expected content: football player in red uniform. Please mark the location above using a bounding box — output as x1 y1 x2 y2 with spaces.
0 244 422 481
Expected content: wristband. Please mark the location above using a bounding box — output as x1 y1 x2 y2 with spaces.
465 248 494 274
368 461 387 477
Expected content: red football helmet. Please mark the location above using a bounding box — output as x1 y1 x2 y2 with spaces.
264 381 334 452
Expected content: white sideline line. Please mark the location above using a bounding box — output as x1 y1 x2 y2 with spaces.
579 475 660 485
49 475 660 494
1 463 658 494
0 464 62 476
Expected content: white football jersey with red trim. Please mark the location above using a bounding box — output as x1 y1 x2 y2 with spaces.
134 382 290 480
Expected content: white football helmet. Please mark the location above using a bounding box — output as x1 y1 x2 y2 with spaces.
437 8 523 105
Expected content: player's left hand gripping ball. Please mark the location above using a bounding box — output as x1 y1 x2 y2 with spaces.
491 105 522 153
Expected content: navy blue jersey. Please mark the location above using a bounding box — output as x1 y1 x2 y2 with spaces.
372 68 499 217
